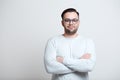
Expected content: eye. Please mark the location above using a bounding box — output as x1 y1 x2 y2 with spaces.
72 19 79 22
64 19 71 22
63 18 79 23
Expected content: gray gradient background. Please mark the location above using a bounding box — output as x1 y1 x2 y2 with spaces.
0 0 120 80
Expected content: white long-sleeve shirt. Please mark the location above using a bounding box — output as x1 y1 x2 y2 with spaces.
44 35 96 80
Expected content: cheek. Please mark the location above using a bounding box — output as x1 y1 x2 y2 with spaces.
63 23 68 28
62 22 67 27
76 23 80 27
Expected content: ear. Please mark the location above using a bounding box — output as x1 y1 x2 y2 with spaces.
78 20 80 25
61 20 64 27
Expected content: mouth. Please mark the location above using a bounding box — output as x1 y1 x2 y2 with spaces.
67 26 75 30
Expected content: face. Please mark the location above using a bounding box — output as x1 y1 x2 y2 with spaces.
62 12 80 35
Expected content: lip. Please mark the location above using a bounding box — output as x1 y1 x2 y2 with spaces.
68 26 75 30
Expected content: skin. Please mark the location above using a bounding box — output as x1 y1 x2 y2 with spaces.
56 12 91 63
62 12 80 38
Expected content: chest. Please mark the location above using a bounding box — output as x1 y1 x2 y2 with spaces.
56 40 86 58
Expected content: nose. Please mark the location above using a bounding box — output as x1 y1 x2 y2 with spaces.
69 20 73 24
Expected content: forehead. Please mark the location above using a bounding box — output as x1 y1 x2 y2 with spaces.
63 12 79 19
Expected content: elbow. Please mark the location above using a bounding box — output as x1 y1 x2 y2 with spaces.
46 69 54 74
74 65 95 72
79 64 95 72
46 69 63 74
87 64 95 72
45 66 60 74
87 60 96 72
87 66 93 72
45 66 56 74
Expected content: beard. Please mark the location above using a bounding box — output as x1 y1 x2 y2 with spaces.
64 27 78 35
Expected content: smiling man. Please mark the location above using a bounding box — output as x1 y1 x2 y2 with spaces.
44 8 96 80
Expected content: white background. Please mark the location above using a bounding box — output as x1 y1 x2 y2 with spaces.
0 0 120 80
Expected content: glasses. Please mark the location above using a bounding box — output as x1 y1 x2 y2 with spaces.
63 18 79 24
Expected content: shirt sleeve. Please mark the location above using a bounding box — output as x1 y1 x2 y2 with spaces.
63 39 96 72
44 39 74 74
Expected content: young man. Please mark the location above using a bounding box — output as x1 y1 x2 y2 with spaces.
44 8 96 80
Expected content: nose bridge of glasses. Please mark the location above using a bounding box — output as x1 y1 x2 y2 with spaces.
69 19 78 24
66 19 71 23
68 19 75 23
64 18 78 24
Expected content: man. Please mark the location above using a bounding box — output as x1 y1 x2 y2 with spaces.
44 8 96 80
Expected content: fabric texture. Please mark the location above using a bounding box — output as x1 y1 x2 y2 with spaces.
44 35 96 80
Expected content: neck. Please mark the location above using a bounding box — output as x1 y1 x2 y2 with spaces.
63 33 78 38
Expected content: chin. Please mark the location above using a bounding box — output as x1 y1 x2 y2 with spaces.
65 28 78 35
67 31 77 35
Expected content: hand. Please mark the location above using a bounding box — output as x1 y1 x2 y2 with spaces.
80 53 91 59
56 56 64 63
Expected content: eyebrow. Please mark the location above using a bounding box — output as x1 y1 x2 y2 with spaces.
63 18 79 20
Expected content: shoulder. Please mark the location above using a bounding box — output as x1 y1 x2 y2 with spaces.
79 35 94 43
47 35 63 43
79 35 93 40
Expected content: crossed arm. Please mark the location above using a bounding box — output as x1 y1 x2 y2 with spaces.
56 53 95 72
44 39 96 74
57 53 91 63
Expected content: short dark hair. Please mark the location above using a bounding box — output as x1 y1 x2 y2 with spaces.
61 8 79 19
